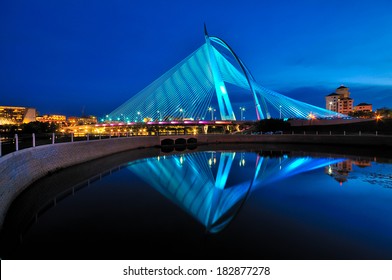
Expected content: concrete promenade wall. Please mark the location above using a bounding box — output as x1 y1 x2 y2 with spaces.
0 133 391 229
0 136 160 228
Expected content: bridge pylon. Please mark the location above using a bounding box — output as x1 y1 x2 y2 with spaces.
204 24 236 120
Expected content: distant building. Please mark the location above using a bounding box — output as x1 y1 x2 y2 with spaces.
325 93 339 112
325 159 372 185
0 105 36 124
36 114 67 124
325 85 354 115
354 103 372 112
68 115 97 125
325 160 353 185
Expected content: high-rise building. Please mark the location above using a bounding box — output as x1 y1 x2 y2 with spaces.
0 105 36 125
325 85 354 115
325 93 339 111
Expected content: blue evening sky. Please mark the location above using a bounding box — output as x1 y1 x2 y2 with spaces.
1 0 391 117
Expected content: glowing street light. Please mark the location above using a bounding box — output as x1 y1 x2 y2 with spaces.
137 111 141 122
208 107 216 120
308 112 316 125
239 107 246 120
179 108 184 120
308 113 316 119
329 101 333 111
157 110 162 121
279 105 282 119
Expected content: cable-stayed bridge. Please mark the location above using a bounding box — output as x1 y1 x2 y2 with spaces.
107 26 345 122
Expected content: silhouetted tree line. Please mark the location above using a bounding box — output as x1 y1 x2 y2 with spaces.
376 107 392 118
348 110 375 118
253 119 291 132
0 121 58 134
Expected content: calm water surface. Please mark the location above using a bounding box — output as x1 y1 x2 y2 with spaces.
1 147 392 259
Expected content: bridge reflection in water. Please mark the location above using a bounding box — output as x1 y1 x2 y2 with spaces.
127 151 342 233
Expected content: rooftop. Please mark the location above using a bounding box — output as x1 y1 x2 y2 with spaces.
337 85 348 89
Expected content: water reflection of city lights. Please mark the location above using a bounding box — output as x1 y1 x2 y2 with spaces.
180 156 184 165
279 157 282 170
208 152 217 167
239 153 246 167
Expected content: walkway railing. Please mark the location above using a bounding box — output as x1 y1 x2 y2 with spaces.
0 133 135 157
0 130 389 158
0 131 207 157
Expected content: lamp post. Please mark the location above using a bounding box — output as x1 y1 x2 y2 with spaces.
329 101 333 111
279 105 282 119
179 108 184 120
157 110 162 121
239 107 245 120
208 107 215 121
137 111 141 122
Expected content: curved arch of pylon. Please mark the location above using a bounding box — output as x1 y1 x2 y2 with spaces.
208 35 269 120
107 28 346 122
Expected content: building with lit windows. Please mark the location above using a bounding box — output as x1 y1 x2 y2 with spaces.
325 85 354 115
68 115 97 125
36 114 67 124
354 103 372 112
0 105 36 125
325 93 339 112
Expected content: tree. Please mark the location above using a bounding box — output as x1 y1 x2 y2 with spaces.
348 110 375 119
20 121 58 133
253 119 291 132
376 107 392 119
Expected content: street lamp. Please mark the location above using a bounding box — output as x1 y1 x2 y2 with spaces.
137 111 141 122
329 101 333 111
208 107 216 120
157 110 162 121
239 107 246 120
179 108 184 120
279 105 282 119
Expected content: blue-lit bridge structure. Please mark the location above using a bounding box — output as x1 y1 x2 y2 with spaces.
107 26 344 122
128 151 342 233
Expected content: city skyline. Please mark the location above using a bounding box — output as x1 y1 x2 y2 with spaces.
1 0 392 117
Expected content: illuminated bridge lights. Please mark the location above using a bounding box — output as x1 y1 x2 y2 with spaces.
95 120 233 127
105 27 347 122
